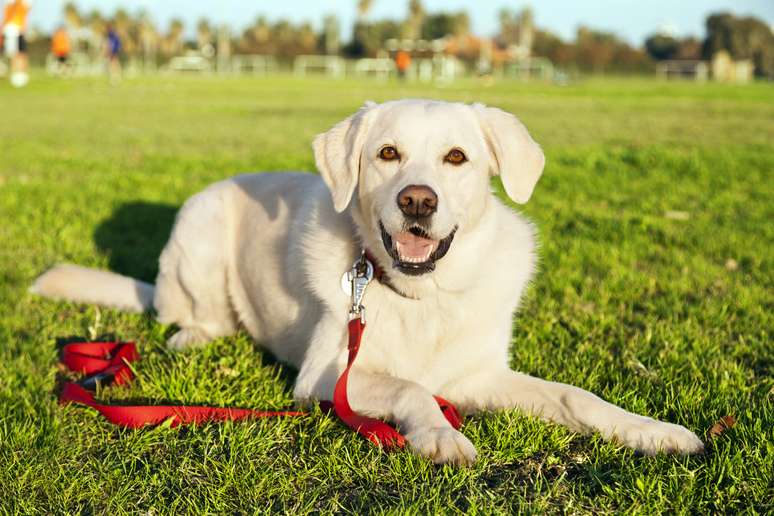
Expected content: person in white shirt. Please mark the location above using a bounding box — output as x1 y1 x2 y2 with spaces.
2 0 31 87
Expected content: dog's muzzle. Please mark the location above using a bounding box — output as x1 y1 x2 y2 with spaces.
379 221 456 276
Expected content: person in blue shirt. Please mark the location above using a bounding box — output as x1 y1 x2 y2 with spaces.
106 24 121 83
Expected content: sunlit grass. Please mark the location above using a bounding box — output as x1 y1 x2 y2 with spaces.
0 73 771 513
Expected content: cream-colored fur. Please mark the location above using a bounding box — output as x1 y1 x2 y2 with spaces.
32 100 703 464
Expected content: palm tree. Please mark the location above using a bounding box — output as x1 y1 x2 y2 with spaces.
356 0 373 21
86 10 106 58
196 18 212 51
404 0 425 40
323 15 341 54
162 18 185 56
350 0 374 56
137 10 158 68
62 2 83 51
113 8 136 57
63 2 81 30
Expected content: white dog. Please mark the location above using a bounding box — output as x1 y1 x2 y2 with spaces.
33 99 704 464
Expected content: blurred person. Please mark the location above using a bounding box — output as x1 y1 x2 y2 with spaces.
51 25 70 75
2 0 30 87
106 24 121 83
395 50 411 80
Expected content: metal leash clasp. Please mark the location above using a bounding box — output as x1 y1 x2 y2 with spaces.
346 251 373 322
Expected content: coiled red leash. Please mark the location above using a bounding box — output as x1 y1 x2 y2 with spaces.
58 341 305 427
58 254 462 447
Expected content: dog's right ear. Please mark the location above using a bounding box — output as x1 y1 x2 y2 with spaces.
313 101 378 212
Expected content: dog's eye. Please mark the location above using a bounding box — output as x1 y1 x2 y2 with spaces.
444 148 467 165
378 146 400 161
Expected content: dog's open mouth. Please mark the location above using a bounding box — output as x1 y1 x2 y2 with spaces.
379 222 456 276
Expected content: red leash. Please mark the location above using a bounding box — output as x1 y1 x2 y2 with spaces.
58 330 461 444
58 342 305 428
58 255 462 447
331 318 461 448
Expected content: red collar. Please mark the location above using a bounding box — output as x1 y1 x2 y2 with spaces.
364 249 387 282
364 249 417 300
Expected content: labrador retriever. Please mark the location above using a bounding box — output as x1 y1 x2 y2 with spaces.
32 99 704 464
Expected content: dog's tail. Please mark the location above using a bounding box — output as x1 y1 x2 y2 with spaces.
30 264 155 313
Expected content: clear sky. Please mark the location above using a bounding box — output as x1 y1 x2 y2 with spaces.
26 0 774 46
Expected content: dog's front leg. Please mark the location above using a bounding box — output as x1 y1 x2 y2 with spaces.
445 369 704 455
347 369 478 465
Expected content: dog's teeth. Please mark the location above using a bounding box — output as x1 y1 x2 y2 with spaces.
396 251 434 264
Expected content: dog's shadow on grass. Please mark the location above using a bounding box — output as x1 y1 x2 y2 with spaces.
94 201 179 283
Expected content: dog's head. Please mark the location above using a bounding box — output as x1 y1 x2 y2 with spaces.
314 99 544 281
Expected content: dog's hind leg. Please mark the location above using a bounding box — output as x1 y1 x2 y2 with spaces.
153 187 239 350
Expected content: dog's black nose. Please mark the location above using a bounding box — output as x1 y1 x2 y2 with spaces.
397 185 437 218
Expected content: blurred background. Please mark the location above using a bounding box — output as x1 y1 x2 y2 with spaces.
2 0 773 83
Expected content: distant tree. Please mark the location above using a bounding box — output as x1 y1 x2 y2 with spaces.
238 18 319 58
356 0 373 21
403 0 425 40
532 28 575 66
675 37 702 59
113 8 138 57
196 18 213 50
63 2 82 30
161 18 185 56
645 34 679 60
497 8 518 46
297 22 318 53
421 11 469 40
86 9 105 32
567 26 652 73
703 12 774 77
346 0 375 57
644 33 704 61
497 8 532 46
322 15 341 54
137 10 158 65
344 19 402 57
86 11 105 34
611 44 653 73
496 7 534 58
254 16 271 44
347 0 400 57
575 27 616 72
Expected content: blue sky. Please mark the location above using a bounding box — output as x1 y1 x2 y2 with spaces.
27 0 774 45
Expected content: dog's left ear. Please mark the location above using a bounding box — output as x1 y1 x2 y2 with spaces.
473 104 545 204
313 101 378 212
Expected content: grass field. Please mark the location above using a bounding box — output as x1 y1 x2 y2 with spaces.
1 73 772 513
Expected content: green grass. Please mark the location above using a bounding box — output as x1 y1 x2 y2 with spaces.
1 73 772 513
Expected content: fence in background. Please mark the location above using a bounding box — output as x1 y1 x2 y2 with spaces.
38 51 553 83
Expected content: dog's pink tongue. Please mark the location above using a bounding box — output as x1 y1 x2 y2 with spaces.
394 231 438 261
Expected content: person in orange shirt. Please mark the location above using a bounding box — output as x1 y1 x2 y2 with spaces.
395 50 411 80
51 25 70 74
2 0 30 87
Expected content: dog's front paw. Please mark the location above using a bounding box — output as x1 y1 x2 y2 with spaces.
405 427 477 465
617 418 704 455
